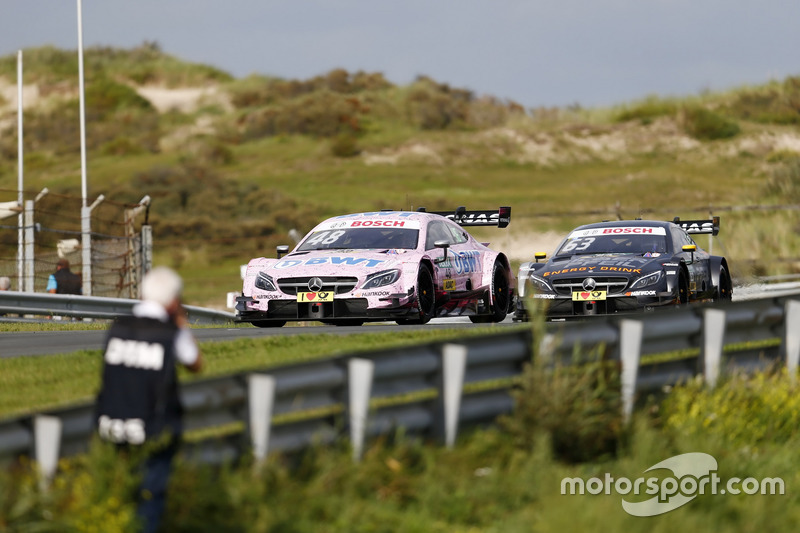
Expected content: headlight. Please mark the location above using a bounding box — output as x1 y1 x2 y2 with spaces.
629 270 663 290
361 269 401 289
526 274 553 294
255 272 278 292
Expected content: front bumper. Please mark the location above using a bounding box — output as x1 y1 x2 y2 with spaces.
513 291 677 321
235 291 419 323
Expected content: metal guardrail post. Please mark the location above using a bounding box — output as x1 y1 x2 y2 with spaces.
702 309 726 388
348 358 374 462
34 415 62 489
619 320 643 423
785 300 800 383
248 374 276 465
440 344 467 449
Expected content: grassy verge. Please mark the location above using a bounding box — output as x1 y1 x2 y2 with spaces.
0 325 511 418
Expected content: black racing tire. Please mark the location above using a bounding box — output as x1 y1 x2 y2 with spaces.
252 320 286 328
469 261 511 323
677 271 690 305
713 266 733 302
396 264 435 325
488 261 511 321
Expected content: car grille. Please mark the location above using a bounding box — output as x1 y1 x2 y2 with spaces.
277 276 358 295
552 276 629 296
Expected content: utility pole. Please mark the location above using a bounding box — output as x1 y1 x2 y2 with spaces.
17 50 24 291
77 0 93 295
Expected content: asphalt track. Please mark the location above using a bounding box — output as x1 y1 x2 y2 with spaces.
1 282 786 359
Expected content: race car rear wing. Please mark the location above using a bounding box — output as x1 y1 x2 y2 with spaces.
417 206 511 228
672 216 720 236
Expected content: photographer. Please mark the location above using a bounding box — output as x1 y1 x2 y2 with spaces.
95 266 202 533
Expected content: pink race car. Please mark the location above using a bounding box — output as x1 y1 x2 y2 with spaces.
235 207 514 327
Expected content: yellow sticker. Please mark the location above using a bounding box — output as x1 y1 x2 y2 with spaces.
572 290 607 302
443 279 456 291
297 291 334 303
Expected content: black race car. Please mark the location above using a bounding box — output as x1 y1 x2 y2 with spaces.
513 217 733 321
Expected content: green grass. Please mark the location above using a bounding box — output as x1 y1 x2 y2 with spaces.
0 325 511 418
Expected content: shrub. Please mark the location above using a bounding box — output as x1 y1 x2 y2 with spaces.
101 136 146 156
682 106 740 140
727 77 800 125
229 69 394 110
330 133 360 157
405 77 472 130
614 97 678 124
239 91 368 140
85 77 154 120
501 304 623 463
662 368 800 448
764 155 800 202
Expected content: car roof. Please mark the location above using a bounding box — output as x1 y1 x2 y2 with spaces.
573 219 674 231
306 211 441 234
322 211 442 224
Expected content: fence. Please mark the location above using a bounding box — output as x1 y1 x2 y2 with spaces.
1 291 799 479
0 189 151 298
0 290 234 324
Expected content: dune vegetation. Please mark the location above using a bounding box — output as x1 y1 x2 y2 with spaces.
1 44 799 306
1 43 800 531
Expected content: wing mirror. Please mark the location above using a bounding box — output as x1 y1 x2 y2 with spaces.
277 245 289 259
682 244 696 262
534 252 547 263
434 240 450 264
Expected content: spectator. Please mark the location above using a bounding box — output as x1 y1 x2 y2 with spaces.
46 259 82 294
0 276 10 291
94 266 203 533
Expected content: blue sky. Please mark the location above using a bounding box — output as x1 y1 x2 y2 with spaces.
2 0 799 109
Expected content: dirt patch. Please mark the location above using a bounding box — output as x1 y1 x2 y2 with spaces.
135 86 233 114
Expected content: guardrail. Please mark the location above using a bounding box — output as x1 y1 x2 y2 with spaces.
0 290 235 325
1 292 799 478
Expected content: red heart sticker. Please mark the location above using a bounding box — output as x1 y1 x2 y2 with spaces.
307 293 316 301
581 292 590 299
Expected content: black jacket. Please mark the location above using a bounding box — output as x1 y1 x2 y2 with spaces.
95 315 183 444
54 268 81 295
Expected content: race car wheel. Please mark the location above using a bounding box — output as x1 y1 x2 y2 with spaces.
252 320 286 328
677 271 690 305
396 264 435 325
470 261 510 323
714 267 733 301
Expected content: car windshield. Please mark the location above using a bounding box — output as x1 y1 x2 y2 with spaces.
297 228 420 251
555 230 668 257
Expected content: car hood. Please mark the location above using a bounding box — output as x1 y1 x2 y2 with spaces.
265 249 411 276
539 254 666 279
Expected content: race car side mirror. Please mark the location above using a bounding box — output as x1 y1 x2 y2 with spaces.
434 240 450 264
276 245 289 259
534 252 547 263
682 244 696 262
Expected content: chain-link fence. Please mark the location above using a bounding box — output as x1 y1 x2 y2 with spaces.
0 189 150 298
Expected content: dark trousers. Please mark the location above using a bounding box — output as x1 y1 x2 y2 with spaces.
136 438 179 533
